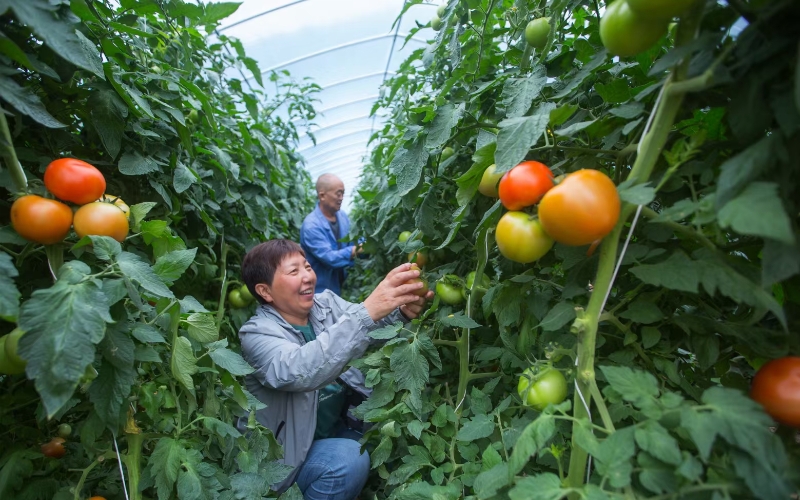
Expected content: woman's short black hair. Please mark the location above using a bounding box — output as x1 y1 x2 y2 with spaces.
241 239 305 304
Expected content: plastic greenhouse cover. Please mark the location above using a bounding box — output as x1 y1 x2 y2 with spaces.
216 0 439 211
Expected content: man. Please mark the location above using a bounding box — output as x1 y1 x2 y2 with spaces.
300 174 358 295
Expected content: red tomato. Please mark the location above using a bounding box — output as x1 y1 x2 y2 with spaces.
73 202 129 242
498 161 554 210
10 195 73 245
41 437 66 458
750 357 800 428
538 170 620 246
495 212 554 263
44 158 106 205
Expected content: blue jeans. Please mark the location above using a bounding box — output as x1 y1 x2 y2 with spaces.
294 430 369 500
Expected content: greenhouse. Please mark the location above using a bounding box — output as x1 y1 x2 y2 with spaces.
0 0 798 499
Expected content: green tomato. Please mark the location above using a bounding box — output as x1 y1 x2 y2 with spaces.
431 15 443 31
228 289 248 309
436 278 464 306
186 109 200 124
437 4 447 18
600 0 668 58
239 284 255 304
478 164 504 198
58 423 72 439
0 333 25 375
4 327 26 368
626 0 696 20
462 271 491 301
517 367 568 410
441 147 455 161
398 231 413 243
524 17 551 49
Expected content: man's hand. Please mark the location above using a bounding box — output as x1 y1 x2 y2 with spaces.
363 263 433 321
350 244 364 259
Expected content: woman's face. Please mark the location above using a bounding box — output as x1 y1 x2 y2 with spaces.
260 252 317 325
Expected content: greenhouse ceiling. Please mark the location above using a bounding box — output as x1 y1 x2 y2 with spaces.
216 0 439 210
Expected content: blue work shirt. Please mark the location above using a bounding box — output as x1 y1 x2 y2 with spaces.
300 204 354 295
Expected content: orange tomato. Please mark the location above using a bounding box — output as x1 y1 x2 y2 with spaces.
73 202 129 242
41 437 66 458
538 170 620 246
10 195 73 245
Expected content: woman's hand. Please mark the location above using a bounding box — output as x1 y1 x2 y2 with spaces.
363 263 433 321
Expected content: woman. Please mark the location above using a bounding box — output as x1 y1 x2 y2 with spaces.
238 239 432 499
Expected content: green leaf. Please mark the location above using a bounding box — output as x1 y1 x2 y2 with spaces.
116 252 174 298
456 414 494 441
0 74 65 128
371 436 393 468
173 161 197 193
0 251 20 322
618 301 664 324
278 484 304 500
119 151 159 176
153 249 197 284
369 323 402 340
495 103 556 173
509 473 566 500
182 313 218 344
129 202 157 229
717 182 795 244
594 427 636 488
440 312 481 329
390 339 429 415
599 365 659 408
762 237 800 286
202 2 241 24
552 50 607 99
407 419 427 440
596 78 632 103
89 89 126 158
391 141 429 197
89 326 136 427
171 336 198 395
132 324 166 343
208 345 254 376
617 181 656 205
0 30 59 79
500 65 547 118
6 0 103 76
641 326 661 349
88 236 122 261
508 414 555 475
634 421 682 465
538 301 576 331
144 438 183 499
474 463 510 498
715 135 777 208
18 265 111 417
426 103 465 150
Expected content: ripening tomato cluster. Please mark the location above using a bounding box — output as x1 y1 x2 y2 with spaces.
600 0 696 58
480 161 621 264
10 158 130 245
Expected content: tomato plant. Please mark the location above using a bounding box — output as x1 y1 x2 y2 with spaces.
498 160 554 210
517 367 568 410
495 211 554 263
436 276 464 305
73 202 130 243
750 357 800 428
524 17 550 49
40 437 66 459
478 164 503 198
538 169 620 246
10 195 73 245
43 158 106 205
600 0 669 57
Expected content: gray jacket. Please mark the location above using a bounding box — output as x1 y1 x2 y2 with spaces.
237 290 405 491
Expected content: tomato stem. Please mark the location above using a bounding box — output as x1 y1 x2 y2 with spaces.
215 241 229 332
0 108 27 193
